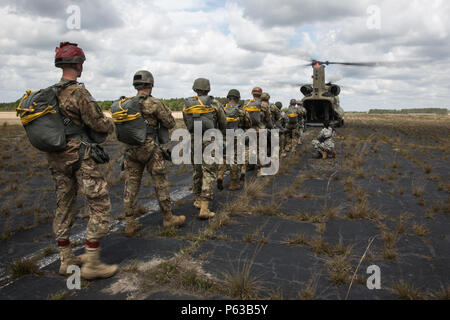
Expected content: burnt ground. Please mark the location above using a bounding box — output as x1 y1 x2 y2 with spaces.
0 114 448 300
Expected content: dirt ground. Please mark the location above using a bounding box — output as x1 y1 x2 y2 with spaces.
0 114 448 300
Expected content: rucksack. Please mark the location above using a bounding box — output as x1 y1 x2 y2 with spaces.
224 103 241 130
183 96 216 133
243 99 262 126
16 81 78 152
111 96 149 145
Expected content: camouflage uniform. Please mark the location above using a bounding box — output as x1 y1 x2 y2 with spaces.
243 98 272 173
270 103 285 155
47 79 114 243
183 97 226 202
312 127 336 157
285 103 303 151
123 95 176 219
218 103 251 184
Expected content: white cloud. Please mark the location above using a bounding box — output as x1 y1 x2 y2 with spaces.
0 0 449 111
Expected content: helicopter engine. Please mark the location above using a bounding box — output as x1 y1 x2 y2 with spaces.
329 85 341 96
300 85 313 96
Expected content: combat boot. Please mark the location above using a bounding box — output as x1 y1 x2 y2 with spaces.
229 180 241 191
297 139 303 145
163 214 186 228
124 217 141 237
198 201 215 219
80 247 118 280
285 145 290 152
321 151 328 160
194 196 202 209
59 246 82 276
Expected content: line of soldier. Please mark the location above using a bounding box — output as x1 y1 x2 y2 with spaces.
43 42 310 281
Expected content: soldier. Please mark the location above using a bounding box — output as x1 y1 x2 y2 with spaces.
285 99 303 153
49 42 117 279
273 102 287 158
243 88 273 177
183 78 226 219
312 120 336 159
217 89 251 191
121 71 185 236
297 100 307 144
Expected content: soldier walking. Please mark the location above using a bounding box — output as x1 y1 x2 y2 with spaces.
217 89 251 191
117 71 185 236
182 78 226 219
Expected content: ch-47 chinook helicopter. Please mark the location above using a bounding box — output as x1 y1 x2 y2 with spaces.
299 59 380 127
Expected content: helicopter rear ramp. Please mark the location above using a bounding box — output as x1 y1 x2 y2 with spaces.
303 99 344 127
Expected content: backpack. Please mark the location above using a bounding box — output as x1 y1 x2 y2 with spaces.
287 105 299 125
243 99 262 126
16 81 79 152
224 103 241 130
183 96 216 133
111 96 149 145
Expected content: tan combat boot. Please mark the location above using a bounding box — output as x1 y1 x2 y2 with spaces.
298 139 303 145
80 247 118 280
229 180 241 191
124 217 141 237
163 214 186 228
194 196 202 209
198 201 215 219
59 246 82 276
321 151 328 160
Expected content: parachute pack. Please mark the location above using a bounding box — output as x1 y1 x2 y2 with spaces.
111 95 170 146
16 81 81 152
224 103 241 130
111 96 148 145
244 99 262 126
183 96 216 133
287 105 299 125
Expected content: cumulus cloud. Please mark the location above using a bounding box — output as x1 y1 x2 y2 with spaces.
0 0 449 111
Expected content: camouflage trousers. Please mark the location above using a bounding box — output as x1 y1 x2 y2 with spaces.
49 154 112 243
191 137 218 201
218 138 244 183
123 138 172 218
286 124 300 149
312 140 335 155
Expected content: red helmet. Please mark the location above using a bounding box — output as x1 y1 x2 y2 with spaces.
251 87 263 96
55 42 86 68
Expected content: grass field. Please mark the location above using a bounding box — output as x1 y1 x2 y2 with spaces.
0 114 448 300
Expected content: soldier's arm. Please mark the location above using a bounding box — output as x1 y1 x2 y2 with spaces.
154 100 176 129
263 105 273 129
239 109 252 129
76 87 114 134
212 100 227 131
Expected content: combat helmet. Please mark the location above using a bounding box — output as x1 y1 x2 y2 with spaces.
133 70 154 89
55 42 86 68
261 92 270 101
275 102 282 109
290 99 297 105
251 87 263 97
227 89 241 100
193 78 211 93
